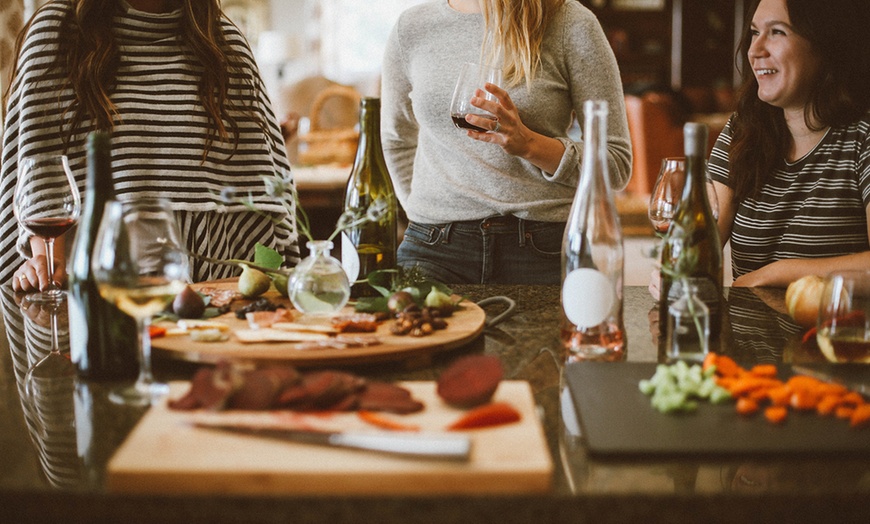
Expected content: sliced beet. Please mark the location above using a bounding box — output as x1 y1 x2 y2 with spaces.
436 354 504 407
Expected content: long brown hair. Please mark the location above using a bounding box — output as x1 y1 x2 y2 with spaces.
728 0 870 202
480 0 566 88
4 0 261 155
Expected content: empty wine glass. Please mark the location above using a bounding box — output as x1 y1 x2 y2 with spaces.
91 199 188 406
449 62 503 132
13 155 82 303
648 157 719 234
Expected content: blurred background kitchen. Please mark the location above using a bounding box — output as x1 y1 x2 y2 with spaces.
1 0 743 284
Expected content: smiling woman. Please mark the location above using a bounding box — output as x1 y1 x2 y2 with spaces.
707 0 870 288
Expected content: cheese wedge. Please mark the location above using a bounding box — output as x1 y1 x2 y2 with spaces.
234 328 331 344
177 319 231 332
271 322 339 334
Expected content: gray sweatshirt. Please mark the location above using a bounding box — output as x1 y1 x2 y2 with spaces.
381 0 631 225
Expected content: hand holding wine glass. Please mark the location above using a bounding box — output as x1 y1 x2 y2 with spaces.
13 155 81 301
91 199 188 406
450 62 503 132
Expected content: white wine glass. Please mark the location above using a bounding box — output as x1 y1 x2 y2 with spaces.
91 199 188 406
449 62 503 132
13 155 82 303
816 269 870 364
648 157 719 234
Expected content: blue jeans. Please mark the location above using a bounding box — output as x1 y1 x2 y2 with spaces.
398 216 564 284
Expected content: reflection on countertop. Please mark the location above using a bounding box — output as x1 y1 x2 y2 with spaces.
0 284 868 523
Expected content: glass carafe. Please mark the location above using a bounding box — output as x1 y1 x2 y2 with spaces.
289 240 351 315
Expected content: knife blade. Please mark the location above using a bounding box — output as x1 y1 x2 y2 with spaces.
196 422 472 461
791 365 869 399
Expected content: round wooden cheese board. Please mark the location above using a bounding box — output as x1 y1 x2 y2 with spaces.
151 281 486 367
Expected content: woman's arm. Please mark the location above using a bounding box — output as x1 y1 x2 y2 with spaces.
714 180 736 248
732 251 870 287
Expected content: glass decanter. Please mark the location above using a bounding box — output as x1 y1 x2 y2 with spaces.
288 240 351 315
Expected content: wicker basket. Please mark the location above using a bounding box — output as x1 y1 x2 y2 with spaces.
297 85 361 165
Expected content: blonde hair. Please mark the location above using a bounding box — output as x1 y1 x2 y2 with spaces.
480 0 565 88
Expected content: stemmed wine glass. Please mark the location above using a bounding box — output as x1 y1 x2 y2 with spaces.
20 299 81 488
648 157 719 234
91 199 188 406
449 62 503 132
13 155 82 303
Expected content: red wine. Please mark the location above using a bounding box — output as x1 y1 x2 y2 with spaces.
23 217 76 238
451 113 495 133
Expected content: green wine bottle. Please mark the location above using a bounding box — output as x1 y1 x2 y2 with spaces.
659 123 723 339
68 132 139 381
341 97 398 298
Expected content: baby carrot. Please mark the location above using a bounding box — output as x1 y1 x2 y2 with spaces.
764 406 788 425
447 402 521 431
850 404 870 429
357 410 420 432
736 397 759 416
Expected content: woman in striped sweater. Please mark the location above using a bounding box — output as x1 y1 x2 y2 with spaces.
708 0 870 287
2 0 298 291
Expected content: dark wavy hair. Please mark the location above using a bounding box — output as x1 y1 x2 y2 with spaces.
4 0 262 157
728 0 870 202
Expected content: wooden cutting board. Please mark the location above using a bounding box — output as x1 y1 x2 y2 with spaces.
152 282 486 367
107 381 552 495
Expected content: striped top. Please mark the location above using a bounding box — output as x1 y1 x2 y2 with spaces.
708 113 870 278
0 0 298 283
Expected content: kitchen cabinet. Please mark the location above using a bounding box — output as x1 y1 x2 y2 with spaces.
581 0 748 90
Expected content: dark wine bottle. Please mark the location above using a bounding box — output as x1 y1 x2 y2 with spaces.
659 123 723 338
341 97 398 297
68 132 138 381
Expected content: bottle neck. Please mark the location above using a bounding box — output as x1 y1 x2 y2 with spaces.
85 134 116 211
580 103 609 191
355 98 382 161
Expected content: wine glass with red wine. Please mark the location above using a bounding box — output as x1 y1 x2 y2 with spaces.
13 155 82 303
450 62 503 132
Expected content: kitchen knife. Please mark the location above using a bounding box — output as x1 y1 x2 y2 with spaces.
195 422 472 461
791 365 869 399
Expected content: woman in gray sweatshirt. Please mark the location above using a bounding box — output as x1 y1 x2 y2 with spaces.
381 0 631 284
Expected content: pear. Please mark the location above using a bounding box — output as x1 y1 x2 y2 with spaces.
238 264 271 298
269 271 290 298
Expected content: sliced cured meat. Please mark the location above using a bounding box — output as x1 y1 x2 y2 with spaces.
168 361 241 411
228 366 301 410
358 381 424 414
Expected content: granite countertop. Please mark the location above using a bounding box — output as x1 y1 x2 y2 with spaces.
1 284 868 524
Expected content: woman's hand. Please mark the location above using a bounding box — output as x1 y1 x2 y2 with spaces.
649 268 661 299
13 255 64 293
464 83 565 174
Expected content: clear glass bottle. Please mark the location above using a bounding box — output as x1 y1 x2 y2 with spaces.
666 281 710 362
341 97 398 298
289 240 351 315
658 123 723 339
560 100 626 362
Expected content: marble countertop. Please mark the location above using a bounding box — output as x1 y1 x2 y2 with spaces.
1 284 867 524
